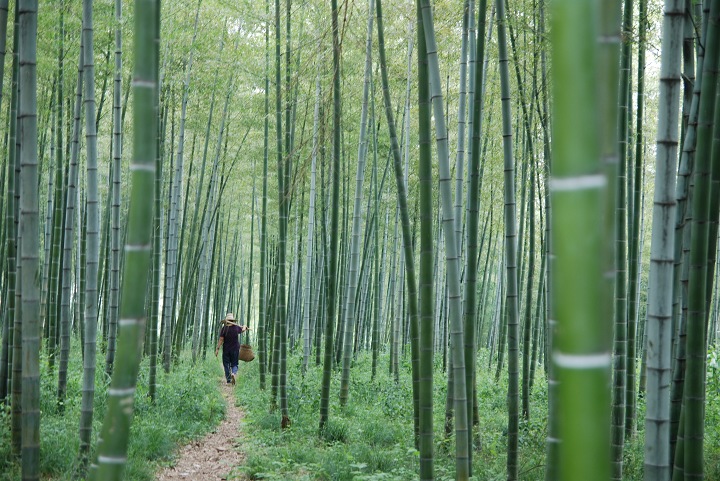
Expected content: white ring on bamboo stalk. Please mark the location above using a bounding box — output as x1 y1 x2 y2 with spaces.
553 352 611 369
119 318 142 326
108 387 136 396
132 79 156 88
98 455 128 464
549 174 606 191
130 163 156 172
124 243 151 251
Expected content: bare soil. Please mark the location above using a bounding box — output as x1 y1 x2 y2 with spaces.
156 381 246 481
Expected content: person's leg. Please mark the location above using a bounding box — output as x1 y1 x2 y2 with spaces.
222 350 232 382
229 349 239 384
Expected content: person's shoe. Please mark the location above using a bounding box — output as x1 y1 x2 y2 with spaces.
231 373 236 385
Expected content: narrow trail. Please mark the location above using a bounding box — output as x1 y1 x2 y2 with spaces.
156 381 246 481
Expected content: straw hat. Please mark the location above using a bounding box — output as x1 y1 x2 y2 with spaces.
222 313 236 324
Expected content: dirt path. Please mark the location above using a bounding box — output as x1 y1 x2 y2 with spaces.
156 382 245 481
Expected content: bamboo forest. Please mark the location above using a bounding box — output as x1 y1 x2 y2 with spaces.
2 0 720 480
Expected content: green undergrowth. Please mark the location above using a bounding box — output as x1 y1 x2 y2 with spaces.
230 348 720 481
0 344 226 481
2 343 718 481
705 345 720 479
230 350 546 481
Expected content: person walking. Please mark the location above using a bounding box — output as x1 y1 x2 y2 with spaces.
214 313 249 385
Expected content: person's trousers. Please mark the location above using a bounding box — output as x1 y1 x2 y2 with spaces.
222 348 239 382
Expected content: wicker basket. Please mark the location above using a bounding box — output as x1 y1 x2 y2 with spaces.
239 344 255 362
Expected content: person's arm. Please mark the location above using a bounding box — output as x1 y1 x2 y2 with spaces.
215 328 225 356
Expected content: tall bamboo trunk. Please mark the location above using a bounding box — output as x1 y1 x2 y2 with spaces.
272 0 290 428
11 5 20 450
303 65 320 373
521 164 535 420
682 3 720 478
463 0 488 465
549 2 612 481
47 10 64 372
91 0 158 477
258 0 270 390
611 0 633 477
643 2 682 472
376 0 421 440
370 97 382 379
58 24 83 412
625 0 647 438
495 1 520 477
319 0 343 434
454 0 471 260
529 221 545 392
19 0 40 478
417 0 471 477
417 0 434 473
671 1 703 475
78 0 102 466
5 5 18 453
339 0 374 407
105 0 123 379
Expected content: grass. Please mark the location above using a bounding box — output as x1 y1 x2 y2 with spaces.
0 343 226 481
231 350 537 481
230 347 720 481
1 340 718 481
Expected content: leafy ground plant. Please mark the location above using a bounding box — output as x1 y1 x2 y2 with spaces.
231 350 550 481
230 348 720 481
0 345 225 481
